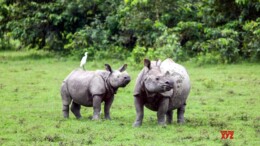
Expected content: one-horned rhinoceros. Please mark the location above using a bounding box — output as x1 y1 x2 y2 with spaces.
61 64 131 120
133 59 190 126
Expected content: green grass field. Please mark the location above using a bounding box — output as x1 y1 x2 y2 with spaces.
0 51 259 146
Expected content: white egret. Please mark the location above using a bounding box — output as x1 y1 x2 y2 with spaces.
80 52 88 70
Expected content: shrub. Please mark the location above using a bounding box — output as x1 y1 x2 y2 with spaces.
154 29 184 61
131 45 146 63
193 28 240 63
0 33 20 50
242 18 260 61
64 24 111 60
174 21 204 57
193 52 221 65
94 46 130 60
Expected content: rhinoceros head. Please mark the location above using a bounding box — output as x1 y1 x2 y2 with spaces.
105 64 131 88
142 59 174 93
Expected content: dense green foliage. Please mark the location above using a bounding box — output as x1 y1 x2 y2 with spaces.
0 51 260 145
1 0 260 63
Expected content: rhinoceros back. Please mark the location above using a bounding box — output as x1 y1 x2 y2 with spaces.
63 69 106 106
160 59 190 109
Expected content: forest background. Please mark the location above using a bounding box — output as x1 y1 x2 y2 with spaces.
1 0 260 64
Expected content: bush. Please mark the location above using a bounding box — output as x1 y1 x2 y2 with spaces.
192 28 240 63
64 24 111 60
0 33 20 50
193 52 221 65
131 45 146 63
94 46 130 60
242 18 260 61
154 29 184 61
174 21 204 57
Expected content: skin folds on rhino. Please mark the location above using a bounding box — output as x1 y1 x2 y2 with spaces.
61 64 131 120
133 59 190 126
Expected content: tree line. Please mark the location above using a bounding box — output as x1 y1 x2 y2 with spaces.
0 0 260 63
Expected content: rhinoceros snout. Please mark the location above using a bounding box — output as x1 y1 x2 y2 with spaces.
161 79 174 91
122 76 131 87
124 76 131 82
165 80 174 88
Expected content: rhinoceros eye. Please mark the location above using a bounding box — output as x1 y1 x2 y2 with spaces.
155 77 159 81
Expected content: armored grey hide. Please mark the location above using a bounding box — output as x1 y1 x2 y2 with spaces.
61 64 130 120
133 58 190 127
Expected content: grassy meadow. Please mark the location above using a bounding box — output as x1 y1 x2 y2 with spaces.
0 51 259 146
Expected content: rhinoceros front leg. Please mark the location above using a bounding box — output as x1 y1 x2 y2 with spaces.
133 96 144 127
104 96 114 120
92 95 102 120
166 110 173 124
71 101 82 119
177 102 186 123
157 98 169 125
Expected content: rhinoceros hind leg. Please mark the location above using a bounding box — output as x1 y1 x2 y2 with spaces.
61 86 71 118
166 110 173 124
177 102 186 123
62 104 70 118
71 101 82 119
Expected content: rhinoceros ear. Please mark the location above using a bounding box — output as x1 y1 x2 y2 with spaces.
105 64 113 72
119 64 127 72
144 59 151 69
